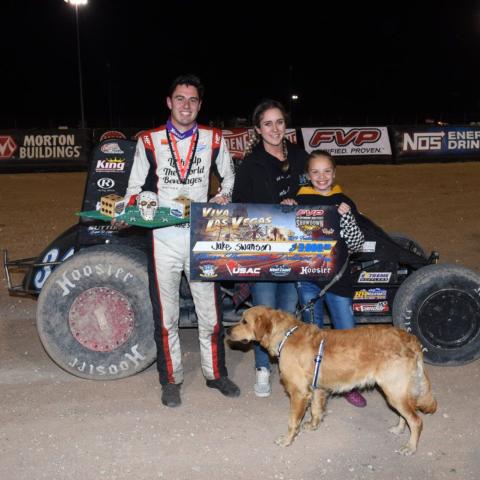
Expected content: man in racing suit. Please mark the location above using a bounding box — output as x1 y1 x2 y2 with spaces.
124 74 239 407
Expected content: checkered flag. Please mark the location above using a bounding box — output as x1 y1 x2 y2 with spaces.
340 211 364 252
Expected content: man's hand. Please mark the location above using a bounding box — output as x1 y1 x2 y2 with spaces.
280 198 298 206
209 193 229 205
111 218 131 229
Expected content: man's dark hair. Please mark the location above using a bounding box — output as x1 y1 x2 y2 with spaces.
168 74 204 100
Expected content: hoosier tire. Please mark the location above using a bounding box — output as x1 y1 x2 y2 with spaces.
37 245 156 380
392 264 480 366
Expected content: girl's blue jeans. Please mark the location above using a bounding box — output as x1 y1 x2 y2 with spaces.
296 281 355 330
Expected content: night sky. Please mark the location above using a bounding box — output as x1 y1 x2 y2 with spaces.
4 0 480 129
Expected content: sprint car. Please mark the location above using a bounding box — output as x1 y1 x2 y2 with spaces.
4 139 480 380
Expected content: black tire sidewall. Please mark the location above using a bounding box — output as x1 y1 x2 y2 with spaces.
393 264 480 365
37 245 155 379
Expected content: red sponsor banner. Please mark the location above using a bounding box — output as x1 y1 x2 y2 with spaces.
0 136 18 159
223 128 250 160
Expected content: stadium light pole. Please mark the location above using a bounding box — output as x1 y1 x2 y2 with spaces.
65 0 88 128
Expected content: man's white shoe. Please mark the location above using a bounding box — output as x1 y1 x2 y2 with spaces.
254 367 271 397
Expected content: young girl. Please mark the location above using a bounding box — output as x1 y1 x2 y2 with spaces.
295 149 367 407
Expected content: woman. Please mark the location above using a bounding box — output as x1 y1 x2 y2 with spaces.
232 99 308 397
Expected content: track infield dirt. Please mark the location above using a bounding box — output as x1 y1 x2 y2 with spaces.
1 162 479 480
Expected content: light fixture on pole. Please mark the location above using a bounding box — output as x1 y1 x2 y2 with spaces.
64 0 88 128
290 94 299 125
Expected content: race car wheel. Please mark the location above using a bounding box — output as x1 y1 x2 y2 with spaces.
393 264 480 365
388 232 427 259
37 245 156 380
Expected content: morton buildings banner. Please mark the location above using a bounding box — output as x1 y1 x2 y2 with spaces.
190 202 348 282
0 129 90 172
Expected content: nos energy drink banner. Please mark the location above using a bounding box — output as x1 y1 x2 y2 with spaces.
393 125 480 162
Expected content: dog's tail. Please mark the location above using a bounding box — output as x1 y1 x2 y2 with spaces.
411 351 437 414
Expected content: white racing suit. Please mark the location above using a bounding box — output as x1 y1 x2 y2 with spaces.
125 125 235 385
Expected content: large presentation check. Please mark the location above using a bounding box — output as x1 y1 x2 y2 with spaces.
190 203 347 282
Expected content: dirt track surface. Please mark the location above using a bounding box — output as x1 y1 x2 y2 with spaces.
1 163 480 480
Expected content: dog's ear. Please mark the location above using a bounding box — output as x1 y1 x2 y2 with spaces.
254 311 273 347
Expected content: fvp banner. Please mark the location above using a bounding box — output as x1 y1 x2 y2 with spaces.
190 202 348 282
301 126 392 158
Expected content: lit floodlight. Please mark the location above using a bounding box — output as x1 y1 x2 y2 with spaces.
64 0 88 5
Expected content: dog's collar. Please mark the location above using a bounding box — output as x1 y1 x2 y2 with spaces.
277 325 299 357
312 338 326 389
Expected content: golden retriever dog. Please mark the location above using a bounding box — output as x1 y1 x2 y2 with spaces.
228 305 437 455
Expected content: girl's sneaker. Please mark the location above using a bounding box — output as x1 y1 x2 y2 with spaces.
344 389 367 407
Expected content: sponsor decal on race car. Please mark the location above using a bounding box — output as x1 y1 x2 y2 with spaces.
269 265 292 277
100 142 124 154
360 241 376 253
95 157 126 172
87 225 118 237
199 264 218 278
358 272 392 283
33 246 75 289
353 301 390 313
99 131 127 142
353 288 387 300
96 177 116 190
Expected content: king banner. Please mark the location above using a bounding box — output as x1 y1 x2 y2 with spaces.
190 203 348 282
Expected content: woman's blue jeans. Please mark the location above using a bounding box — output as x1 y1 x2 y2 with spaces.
250 282 298 369
296 281 355 330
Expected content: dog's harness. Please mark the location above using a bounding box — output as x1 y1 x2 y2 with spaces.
311 338 326 389
276 325 326 389
276 325 299 356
